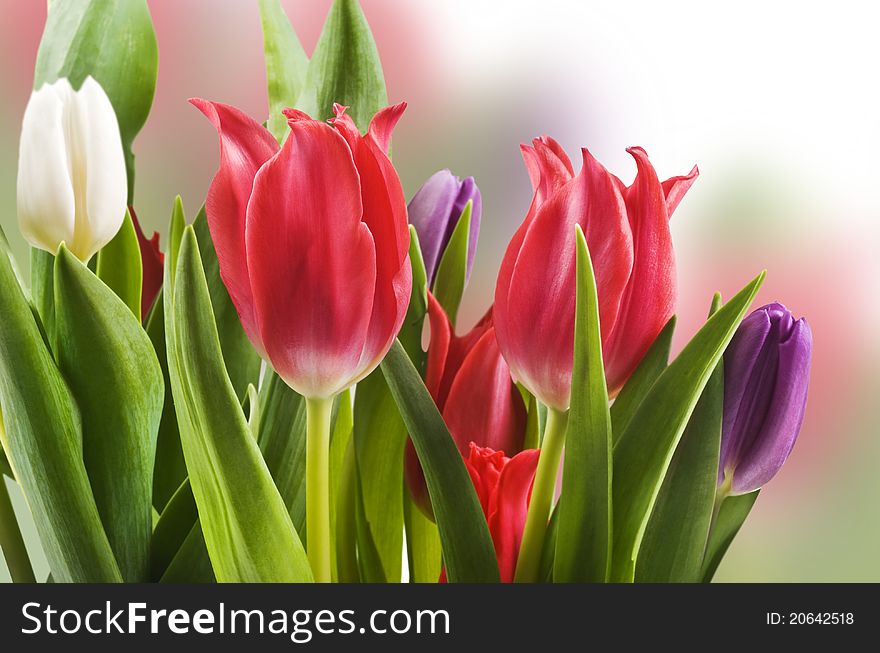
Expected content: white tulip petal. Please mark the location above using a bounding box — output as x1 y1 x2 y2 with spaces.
16 81 76 254
72 76 127 261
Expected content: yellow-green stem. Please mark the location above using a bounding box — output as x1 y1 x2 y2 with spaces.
514 406 568 583
0 476 35 583
306 396 333 583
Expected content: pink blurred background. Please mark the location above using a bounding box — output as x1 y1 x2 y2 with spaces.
1 0 877 581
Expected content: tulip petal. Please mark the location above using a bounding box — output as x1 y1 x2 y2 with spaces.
74 76 128 261
521 136 575 206
130 206 164 319
424 292 453 404
486 448 539 583
499 148 632 410
245 118 376 398
455 177 482 281
662 165 699 217
17 81 76 255
443 327 526 458
731 317 812 494
368 102 407 155
603 147 676 394
190 98 279 355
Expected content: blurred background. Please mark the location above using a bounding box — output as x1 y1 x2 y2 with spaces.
1 0 877 581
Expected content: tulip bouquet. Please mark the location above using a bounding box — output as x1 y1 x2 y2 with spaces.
0 0 811 585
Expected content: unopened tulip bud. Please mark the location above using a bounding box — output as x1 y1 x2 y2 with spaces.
408 170 481 285
720 302 812 495
17 77 127 261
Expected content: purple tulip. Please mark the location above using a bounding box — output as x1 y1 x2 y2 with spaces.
719 302 812 495
408 170 482 285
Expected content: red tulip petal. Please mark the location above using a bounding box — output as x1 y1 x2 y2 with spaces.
245 118 377 398
500 148 632 410
443 327 526 457
129 206 164 320
424 293 453 404
486 448 539 583
521 137 575 206
190 98 279 355
603 147 676 393
464 443 506 517
661 164 699 217
368 102 407 155
327 104 411 381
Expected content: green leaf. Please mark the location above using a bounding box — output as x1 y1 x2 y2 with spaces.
257 370 308 534
192 207 261 400
149 479 197 581
30 248 56 340
352 371 407 582
159 521 215 583
165 227 311 582
399 226 428 364
381 340 499 583
431 201 472 326
335 438 360 582
258 0 309 143
635 295 724 583
701 491 759 582
149 198 194 510
297 0 388 130
610 317 676 443
34 0 158 198
554 225 612 582
329 389 354 581
610 271 765 582
96 208 142 318
404 491 441 583
539 504 560 583
0 240 120 582
54 245 162 582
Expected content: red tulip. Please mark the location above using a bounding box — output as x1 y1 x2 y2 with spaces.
494 137 697 410
405 294 527 517
459 444 539 583
191 100 411 399
129 206 163 320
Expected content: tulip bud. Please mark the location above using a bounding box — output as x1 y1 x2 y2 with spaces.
462 444 539 583
719 302 812 495
408 170 481 285
17 77 127 261
404 294 526 517
494 137 697 410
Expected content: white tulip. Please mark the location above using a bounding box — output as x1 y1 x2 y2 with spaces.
17 76 127 261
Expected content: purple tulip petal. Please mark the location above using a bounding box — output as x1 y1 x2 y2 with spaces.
408 170 460 283
453 176 482 281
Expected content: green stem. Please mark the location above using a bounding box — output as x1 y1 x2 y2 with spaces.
306 396 333 583
707 472 732 545
0 476 36 583
335 437 359 583
515 406 568 583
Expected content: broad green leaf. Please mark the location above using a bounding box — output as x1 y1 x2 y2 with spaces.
30 248 55 339
54 245 162 582
431 201 472 326
149 479 197 581
554 225 612 582
353 371 407 582
399 226 428 365
636 295 724 583
0 466 36 582
701 491 759 582
34 0 158 198
165 227 311 582
335 439 360 582
404 491 441 583
192 207 261 400
159 521 215 583
539 504 560 583
329 389 353 581
381 340 499 583
96 209 142 318
149 198 190 510
610 317 676 443
257 370 308 534
259 0 309 143
0 449 10 478
610 272 765 582
297 0 388 130
0 241 120 582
